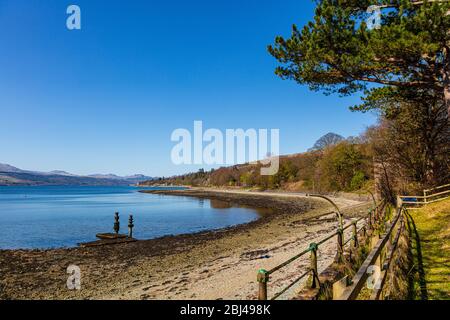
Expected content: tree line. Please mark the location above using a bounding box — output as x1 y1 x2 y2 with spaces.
143 133 373 193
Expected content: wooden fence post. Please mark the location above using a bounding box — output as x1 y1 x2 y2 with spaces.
352 222 358 248
257 269 269 300
309 243 319 288
337 229 344 263
333 276 349 300
396 195 403 209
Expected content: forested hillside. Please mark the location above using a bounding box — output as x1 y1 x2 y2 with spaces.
140 133 373 193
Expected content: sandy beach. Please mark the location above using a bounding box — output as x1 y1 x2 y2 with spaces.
0 188 371 300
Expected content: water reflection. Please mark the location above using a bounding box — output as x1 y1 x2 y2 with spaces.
209 199 272 217
210 199 233 209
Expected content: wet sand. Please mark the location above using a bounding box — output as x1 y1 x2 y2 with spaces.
0 188 370 300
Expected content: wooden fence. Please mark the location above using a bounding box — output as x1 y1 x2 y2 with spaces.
335 205 405 300
336 183 448 299
256 201 386 300
256 183 448 300
399 183 450 209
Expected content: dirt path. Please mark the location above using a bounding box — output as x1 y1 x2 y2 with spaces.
0 188 370 300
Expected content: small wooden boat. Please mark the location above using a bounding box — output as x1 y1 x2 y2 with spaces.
95 232 128 240
78 236 136 248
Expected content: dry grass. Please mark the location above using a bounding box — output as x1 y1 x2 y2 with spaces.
407 198 450 300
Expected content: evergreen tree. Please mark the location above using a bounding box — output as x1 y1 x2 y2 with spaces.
268 0 450 118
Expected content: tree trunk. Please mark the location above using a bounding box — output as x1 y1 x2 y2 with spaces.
444 43 450 120
446 9 449 120
445 77 450 120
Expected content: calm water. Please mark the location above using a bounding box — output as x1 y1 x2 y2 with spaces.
0 186 262 249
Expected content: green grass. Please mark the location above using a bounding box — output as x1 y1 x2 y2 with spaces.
407 199 450 300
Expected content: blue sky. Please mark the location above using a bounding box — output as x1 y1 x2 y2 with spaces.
0 0 377 176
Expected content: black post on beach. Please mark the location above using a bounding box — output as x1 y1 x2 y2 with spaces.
128 214 134 238
114 212 120 234
257 269 269 300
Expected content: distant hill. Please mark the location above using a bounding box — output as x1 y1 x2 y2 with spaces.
308 132 345 151
0 164 23 173
0 163 154 186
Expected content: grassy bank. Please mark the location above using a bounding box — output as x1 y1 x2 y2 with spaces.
407 199 450 300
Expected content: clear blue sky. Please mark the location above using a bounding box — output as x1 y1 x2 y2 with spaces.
0 0 376 177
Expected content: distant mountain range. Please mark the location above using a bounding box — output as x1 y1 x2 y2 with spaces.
0 163 154 186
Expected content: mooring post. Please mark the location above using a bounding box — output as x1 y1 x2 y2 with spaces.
309 243 319 288
352 221 358 248
257 269 269 300
128 214 134 238
113 212 120 234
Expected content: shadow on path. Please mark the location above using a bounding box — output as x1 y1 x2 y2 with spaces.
405 211 428 300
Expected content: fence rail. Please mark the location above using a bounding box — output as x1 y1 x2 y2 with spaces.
424 183 450 193
336 205 405 300
256 201 386 300
336 183 448 299
399 183 450 208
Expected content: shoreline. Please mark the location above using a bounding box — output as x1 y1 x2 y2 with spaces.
0 187 310 251
0 188 370 300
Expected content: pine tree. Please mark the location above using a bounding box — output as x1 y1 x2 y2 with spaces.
268 0 450 118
